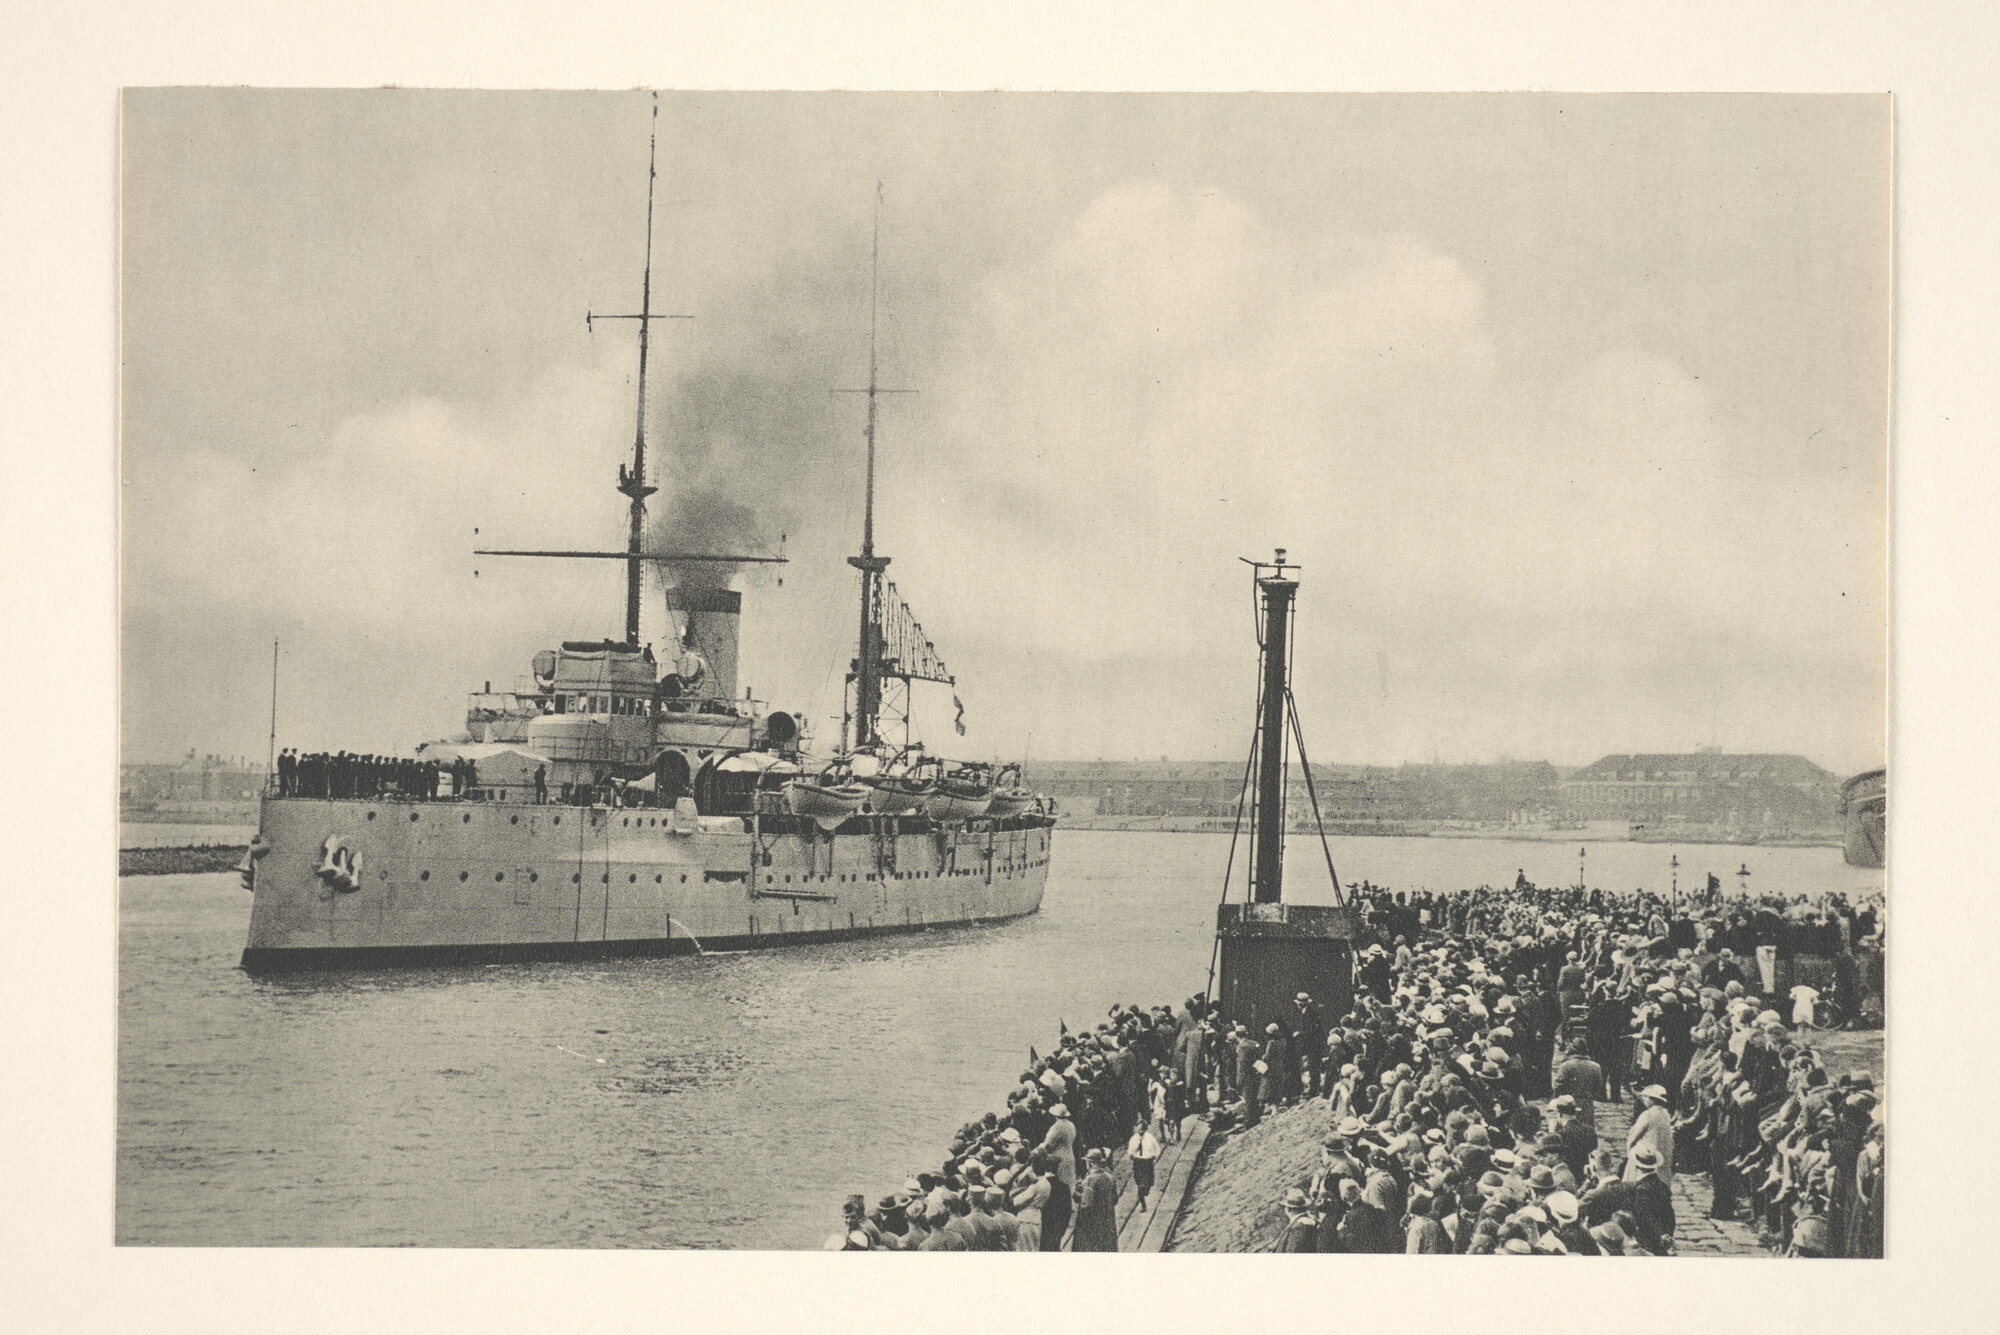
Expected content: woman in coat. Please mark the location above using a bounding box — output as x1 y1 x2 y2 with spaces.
1070 1149 1120 1251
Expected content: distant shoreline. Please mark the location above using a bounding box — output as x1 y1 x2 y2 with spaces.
121 803 258 825
1055 816 1841 849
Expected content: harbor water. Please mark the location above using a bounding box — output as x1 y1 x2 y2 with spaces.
116 829 1882 1248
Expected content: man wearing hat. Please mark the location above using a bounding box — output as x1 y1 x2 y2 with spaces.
1624 1085 1675 1183
1311 1129 1365 1250
1294 992 1328 1097
1235 1026 1264 1126
1261 1022 1296 1110
1588 1216 1630 1256
1173 1001 1209 1114
1035 1104 1077 1249
1279 1186 1320 1252
1545 1094 1596 1181
841 1194 883 1249
1071 1148 1120 1251
1626 1146 1675 1254
895 1197 936 1250
1543 1189 1599 1254
1552 1040 1605 1131
1008 1153 1053 1251
1352 1174 1406 1254
869 1192 909 1244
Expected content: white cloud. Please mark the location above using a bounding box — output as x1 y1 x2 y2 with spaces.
122 172 1885 773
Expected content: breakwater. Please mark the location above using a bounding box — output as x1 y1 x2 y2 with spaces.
120 844 247 876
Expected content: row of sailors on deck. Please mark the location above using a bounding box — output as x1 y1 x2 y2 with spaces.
276 749 478 800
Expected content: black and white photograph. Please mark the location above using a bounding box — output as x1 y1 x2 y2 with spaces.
112 88 1892 1258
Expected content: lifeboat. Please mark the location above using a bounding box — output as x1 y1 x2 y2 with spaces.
853 749 938 816
924 765 993 822
784 762 870 830
861 773 935 816
985 764 1033 819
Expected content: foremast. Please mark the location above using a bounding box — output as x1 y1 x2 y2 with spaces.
611 96 665 646
473 93 781 650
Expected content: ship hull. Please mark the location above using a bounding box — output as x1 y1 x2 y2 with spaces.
1839 769 1886 870
241 795 1053 972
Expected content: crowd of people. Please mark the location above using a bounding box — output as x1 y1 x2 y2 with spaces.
826 1003 1196 1251
275 749 483 801
835 874 1884 1257
1242 877 1885 1256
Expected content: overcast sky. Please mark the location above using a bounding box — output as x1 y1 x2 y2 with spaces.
120 91 1887 772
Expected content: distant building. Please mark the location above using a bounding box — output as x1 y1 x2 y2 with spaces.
121 751 268 805
1559 750 1840 830
1024 759 1560 823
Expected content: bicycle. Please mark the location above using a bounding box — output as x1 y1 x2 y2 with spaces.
1795 995 1846 1032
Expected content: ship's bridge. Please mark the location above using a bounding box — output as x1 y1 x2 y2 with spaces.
518 639 772 768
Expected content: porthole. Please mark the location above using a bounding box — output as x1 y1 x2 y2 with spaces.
410 812 419 822
655 874 662 884
601 874 609 883
495 872 505 882
419 871 429 881
553 816 561 826
510 815 519 825
572 873 581 884
366 811 376 821
622 818 629 827
459 871 469 882
629 874 637 883
462 813 471 824
529 872 538 883
679 874 687 883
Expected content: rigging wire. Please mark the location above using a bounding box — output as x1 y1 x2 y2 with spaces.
1205 597 1268 1003
1285 686 1346 907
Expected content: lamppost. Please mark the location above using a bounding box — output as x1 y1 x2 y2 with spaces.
1578 845 1587 890
1670 852 1679 905
1736 861 1751 897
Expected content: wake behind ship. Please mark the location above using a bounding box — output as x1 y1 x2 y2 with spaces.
240 105 1054 971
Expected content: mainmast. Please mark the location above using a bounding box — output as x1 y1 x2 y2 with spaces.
839 187 913 750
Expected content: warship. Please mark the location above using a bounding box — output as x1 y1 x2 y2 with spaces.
239 107 1055 971
1839 767 1885 869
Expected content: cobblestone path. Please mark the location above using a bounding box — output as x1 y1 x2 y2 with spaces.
1592 1098 1771 1256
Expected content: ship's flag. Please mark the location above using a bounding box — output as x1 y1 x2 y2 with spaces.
1059 1018 1069 1037
1029 1046 1038 1064
952 694 966 736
